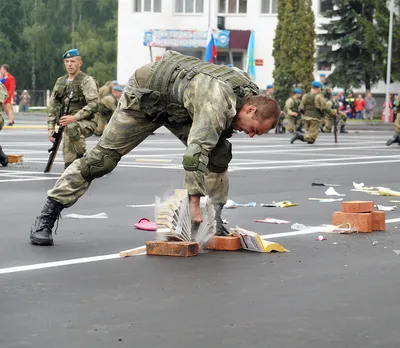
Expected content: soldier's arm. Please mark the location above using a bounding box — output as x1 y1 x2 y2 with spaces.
316 94 334 117
299 94 306 114
74 76 99 121
47 79 62 130
284 98 295 116
183 85 236 198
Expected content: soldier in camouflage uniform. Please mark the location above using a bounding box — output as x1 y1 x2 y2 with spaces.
284 88 302 133
98 80 118 100
0 82 9 166
291 81 334 144
323 91 347 133
47 48 99 168
94 85 123 136
386 93 400 146
30 50 281 245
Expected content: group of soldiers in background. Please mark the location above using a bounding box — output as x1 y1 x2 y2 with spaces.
267 74 348 145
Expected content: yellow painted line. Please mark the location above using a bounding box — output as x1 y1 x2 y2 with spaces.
4 125 47 129
135 158 172 163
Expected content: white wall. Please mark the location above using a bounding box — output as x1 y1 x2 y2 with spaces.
117 0 399 94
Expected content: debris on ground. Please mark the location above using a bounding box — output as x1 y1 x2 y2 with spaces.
291 223 357 234
317 235 326 241
375 205 397 212
230 226 289 252
134 217 157 231
64 213 108 219
127 203 155 208
254 218 290 224
394 250 400 255
372 241 379 246
325 187 346 197
260 201 298 208
308 197 344 203
312 182 340 187
224 199 256 209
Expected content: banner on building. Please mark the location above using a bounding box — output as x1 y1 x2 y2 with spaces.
143 29 230 49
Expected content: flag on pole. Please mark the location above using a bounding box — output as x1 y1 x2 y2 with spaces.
205 28 217 63
247 30 256 80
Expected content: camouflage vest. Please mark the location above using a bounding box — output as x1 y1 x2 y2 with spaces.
289 97 300 113
331 99 339 112
145 51 259 123
304 93 322 119
53 72 88 115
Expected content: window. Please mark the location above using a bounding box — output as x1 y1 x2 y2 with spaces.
261 0 277 14
175 0 204 13
218 0 247 14
215 52 244 70
317 46 332 71
133 0 161 12
320 0 333 13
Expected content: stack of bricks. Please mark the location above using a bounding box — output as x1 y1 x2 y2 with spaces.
332 201 386 232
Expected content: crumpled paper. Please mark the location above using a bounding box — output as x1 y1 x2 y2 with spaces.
64 213 108 219
309 198 344 203
254 218 290 224
224 199 256 209
260 201 298 208
325 187 346 197
375 204 397 211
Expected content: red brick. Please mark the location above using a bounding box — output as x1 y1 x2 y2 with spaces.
372 211 386 231
342 201 374 213
146 240 199 257
206 236 242 251
7 154 23 164
332 212 372 233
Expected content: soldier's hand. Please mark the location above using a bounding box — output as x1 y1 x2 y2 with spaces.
48 129 55 143
293 112 298 116
189 195 203 224
59 115 77 126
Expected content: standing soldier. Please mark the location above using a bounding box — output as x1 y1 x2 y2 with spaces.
0 82 9 166
47 49 99 169
386 92 400 146
284 88 302 133
323 91 347 133
94 85 123 136
290 81 334 144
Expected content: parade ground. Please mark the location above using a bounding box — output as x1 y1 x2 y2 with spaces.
1 117 400 348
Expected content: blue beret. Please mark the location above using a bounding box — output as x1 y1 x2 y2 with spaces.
312 81 322 88
112 80 119 84
320 73 326 77
62 48 80 59
113 86 123 92
266 84 274 89
294 88 302 94
332 91 338 96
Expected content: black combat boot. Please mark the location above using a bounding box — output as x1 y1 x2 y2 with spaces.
30 198 64 245
320 125 325 133
296 124 305 133
290 132 304 144
0 145 8 167
214 203 229 236
386 134 400 146
340 125 348 134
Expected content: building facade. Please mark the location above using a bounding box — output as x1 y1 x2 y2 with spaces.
117 0 399 94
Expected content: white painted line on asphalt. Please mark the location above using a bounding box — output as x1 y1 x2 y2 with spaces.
0 177 59 183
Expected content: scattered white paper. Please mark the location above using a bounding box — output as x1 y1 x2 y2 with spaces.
309 198 343 203
325 187 346 197
375 205 397 211
254 218 290 224
353 182 365 189
224 200 256 209
64 213 108 219
394 250 400 255
127 204 155 208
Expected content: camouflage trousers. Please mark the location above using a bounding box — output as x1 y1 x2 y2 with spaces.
302 116 321 144
394 113 400 134
323 113 347 133
285 115 301 133
48 72 230 208
0 113 4 131
94 112 112 137
63 119 97 167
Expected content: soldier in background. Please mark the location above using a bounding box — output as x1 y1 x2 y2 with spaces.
323 91 347 133
94 85 123 136
266 84 274 97
99 80 119 100
386 92 400 146
47 48 99 168
291 81 334 144
284 88 302 133
0 82 9 166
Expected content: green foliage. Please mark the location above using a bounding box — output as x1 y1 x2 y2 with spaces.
0 0 117 91
272 0 316 105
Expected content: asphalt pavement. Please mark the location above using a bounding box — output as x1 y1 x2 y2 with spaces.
1 117 400 348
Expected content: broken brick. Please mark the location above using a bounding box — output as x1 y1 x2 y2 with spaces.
342 201 374 213
206 236 242 251
372 211 386 231
332 212 372 233
146 240 199 257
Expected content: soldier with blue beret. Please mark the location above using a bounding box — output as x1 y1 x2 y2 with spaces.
284 88 303 133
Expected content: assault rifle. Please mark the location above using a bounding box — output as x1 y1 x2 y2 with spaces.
44 90 74 173
333 112 339 144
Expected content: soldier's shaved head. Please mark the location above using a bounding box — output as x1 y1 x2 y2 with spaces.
245 95 280 126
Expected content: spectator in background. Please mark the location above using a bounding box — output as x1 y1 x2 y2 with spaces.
13 91 19 113
345 105 353 119
337 90 345 109
354 94 365 120
393 94 398 115
20 90 31 112
382 96 394 122
0 64 16 125
345 92 355 118
364 91 376 120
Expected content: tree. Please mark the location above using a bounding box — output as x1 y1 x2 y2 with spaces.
273 0 316 105
317 0 399 91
